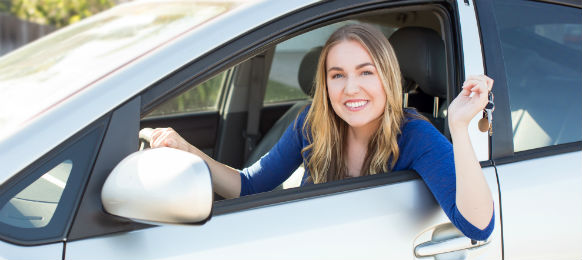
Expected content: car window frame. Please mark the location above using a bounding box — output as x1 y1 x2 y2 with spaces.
475 0 582 165
141 0 461 208
67 98 147 242
143 70 232 119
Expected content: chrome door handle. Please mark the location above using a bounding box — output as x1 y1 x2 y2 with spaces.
414 236 490 257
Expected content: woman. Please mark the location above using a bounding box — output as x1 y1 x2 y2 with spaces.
151 24 494 240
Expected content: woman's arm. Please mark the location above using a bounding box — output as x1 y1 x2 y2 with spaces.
447 74 494 230
150 128 241 199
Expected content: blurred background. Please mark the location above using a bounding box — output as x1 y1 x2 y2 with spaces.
0 0 125 56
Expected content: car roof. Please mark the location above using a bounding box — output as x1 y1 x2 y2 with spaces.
0 0 317 185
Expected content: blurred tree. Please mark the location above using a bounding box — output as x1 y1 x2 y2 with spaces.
0 0 11 12
0 0 114 27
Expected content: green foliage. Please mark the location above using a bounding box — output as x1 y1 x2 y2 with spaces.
0 0 10 12
147 74 309 118
6 0 114 27
264 79 308 104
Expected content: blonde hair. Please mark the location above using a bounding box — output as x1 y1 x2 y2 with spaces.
302 24 404 184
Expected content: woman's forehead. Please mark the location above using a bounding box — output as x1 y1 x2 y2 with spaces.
326 40 375 69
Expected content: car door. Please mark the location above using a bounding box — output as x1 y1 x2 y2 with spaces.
62 1 503 259
476 1 582 259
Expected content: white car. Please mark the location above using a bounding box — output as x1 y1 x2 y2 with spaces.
0 0 580 259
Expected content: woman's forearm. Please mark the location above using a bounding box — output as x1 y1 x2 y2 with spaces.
186 144 242 199
450 126 494 230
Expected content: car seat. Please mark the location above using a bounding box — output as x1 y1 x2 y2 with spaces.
389 27 448 134
244 46 322 168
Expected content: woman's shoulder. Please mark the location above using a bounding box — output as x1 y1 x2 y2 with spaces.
289 103 311 137
402 109 434 131
400 109 448 144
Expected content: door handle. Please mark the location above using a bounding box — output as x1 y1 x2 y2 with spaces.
414 236 490 257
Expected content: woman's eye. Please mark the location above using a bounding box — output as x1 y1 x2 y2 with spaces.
331 74 344 79
361 70 373 76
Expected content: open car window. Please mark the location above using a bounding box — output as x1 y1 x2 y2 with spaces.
141 6 452 202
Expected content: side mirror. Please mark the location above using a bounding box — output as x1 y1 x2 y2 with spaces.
102 147 213 224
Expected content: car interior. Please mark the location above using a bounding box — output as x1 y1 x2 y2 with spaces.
140 7 452 194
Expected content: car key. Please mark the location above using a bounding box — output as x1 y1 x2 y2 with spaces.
478 92 495 135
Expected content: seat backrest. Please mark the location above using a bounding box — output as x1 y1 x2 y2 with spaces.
389 27 447 132
244 46 322 167
389 27 447 99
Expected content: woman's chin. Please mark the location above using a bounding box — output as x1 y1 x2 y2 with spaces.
344 118 381 130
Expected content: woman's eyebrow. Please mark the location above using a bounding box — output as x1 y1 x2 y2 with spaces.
327 66 343 72
356 62 375 69
327 63 375 72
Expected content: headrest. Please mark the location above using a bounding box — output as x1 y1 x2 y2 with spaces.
389 27 447 98
297 46 323 96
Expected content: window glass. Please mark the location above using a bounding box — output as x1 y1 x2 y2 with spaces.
147 71 227 117
0 160 72 228
493 1 582 152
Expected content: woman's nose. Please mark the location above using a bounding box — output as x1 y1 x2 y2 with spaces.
344 75 360 95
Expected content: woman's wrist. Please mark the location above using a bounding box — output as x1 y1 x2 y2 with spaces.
448 119 470 141
187 144 200 156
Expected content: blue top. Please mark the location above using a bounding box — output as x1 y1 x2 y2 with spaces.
240 106 494 240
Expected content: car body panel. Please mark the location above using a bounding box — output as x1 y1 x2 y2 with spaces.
65 167 501 259
0 240 62 259
496 150 582 259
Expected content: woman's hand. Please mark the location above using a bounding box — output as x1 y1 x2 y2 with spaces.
150 127 193 153
448 75 494 133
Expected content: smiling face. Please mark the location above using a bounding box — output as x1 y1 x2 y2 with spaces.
326 40 387 131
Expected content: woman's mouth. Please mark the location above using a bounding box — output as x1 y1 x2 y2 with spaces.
345 100 368 111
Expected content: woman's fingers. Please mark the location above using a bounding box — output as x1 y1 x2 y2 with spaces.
463 80 488 98
458 76 493 110
150 129 163 148
465 75 493 91
461 75 493 107
449 75 495 130
150 128 176 148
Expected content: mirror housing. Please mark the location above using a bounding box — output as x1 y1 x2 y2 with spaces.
102 147 213 224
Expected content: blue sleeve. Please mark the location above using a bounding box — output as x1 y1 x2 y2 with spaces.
401 119 494 241
239 112 306 196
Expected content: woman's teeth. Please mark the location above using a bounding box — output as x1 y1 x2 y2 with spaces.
345 101 367 108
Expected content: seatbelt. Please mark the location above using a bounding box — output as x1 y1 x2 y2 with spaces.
244 54 267 160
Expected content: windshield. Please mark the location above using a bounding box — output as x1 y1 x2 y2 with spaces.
0 0 240 137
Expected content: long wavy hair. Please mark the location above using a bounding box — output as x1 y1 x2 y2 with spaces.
302 24 404 184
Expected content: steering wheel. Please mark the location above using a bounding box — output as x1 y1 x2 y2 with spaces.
138 128 154 150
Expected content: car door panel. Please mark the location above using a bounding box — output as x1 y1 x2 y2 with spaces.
65 167 501 259
496 150 582 259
